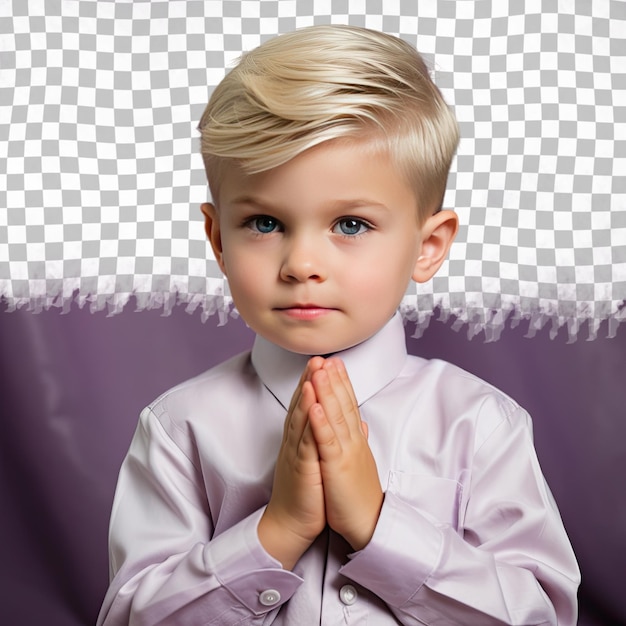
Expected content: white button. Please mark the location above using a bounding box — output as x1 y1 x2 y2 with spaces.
339 584 358 606
259 588 281 606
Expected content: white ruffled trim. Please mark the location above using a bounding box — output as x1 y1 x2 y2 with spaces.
2 279 624 343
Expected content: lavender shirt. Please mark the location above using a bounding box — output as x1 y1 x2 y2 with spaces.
98 314 579 625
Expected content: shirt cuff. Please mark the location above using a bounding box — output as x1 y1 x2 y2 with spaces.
339 491 444 607
205 507 303 615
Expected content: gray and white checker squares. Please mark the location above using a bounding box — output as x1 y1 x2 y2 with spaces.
0 0 624 340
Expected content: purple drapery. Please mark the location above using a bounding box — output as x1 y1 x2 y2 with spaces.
0 302 624 625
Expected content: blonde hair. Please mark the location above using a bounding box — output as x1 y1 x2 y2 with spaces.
199 24 459 219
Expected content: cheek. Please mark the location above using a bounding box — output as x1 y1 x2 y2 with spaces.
222 252 268 296
342 266 402 308
357 253 415 292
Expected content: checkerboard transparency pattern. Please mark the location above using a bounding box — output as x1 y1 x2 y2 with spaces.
1 0 625 340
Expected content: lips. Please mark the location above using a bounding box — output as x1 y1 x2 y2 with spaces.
277 303 326 309
275 304 335 320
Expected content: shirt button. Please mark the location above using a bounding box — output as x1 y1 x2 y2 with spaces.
259 588 281 606
339 584 358 606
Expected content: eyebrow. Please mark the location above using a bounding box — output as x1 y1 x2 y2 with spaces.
229 196 273 209
229 196 391 212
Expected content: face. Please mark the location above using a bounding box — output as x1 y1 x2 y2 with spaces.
203 140 456 355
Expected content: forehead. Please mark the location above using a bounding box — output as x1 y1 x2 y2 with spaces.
215 140 418 214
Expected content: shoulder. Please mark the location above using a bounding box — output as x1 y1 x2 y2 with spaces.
142 350 258 431
400 354 521 409
399 355 530 447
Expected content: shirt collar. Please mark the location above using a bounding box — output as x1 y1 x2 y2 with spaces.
250 312 408 410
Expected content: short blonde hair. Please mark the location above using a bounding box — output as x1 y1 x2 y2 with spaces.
199 24 459 219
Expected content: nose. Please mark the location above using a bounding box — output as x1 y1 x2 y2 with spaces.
279 234 327 283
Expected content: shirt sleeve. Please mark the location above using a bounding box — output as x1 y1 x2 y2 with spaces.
97 406 303 626
339 401 580 626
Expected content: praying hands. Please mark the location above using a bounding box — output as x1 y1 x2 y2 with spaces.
258 357 383 570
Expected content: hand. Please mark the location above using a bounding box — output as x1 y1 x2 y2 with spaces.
308 358 383 551
258 357 326 569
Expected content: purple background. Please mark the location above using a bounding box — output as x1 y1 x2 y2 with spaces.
1 302 624 625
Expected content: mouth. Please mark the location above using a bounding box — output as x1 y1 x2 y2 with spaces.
274 304 336 320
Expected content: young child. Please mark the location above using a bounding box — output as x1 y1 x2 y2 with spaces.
98 25 579 625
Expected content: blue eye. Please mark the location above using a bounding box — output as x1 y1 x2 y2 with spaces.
335 218 370 236
249 215 280 234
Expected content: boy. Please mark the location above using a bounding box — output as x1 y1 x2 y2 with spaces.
98 25 579 625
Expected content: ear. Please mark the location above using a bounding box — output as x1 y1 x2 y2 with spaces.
412 209 459 284
200 202 227 275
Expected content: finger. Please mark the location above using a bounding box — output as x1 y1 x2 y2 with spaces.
298 419 321 462
361 421 369 439
282 383 303 445
286 358 317 414
308 355 326 374
310 368 350 441
328 358 358 407
308 402 342 461
317 360 360 436
285 380 317 448
283 358 325 442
